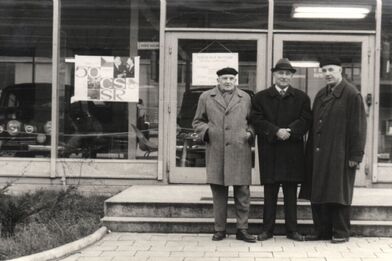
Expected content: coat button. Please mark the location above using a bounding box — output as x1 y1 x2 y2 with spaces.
225 127 229 130
226 142 230 146
319 119 322 123
316 147 320 152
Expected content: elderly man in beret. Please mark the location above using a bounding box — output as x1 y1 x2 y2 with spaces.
300 57 367 243
251 58 311 242
193 67 256 243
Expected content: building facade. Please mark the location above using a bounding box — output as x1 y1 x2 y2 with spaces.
0 0 391 191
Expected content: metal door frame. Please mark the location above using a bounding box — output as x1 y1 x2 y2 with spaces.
273 34 375 186
164 32 267 183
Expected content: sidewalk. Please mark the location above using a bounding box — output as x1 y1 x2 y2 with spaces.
60 232 392 261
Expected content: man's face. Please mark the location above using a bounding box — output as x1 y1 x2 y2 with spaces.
321 65 342 86
114 57 121 66
273 70 293 88
217 74 237 91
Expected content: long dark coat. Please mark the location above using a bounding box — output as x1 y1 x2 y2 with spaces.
251 86 311 184
299 78 367 205
192 87 254 186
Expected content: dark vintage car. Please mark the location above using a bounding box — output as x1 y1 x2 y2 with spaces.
176 87 255 167
0 83 127 158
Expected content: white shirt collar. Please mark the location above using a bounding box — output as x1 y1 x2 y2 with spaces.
275 85 289 93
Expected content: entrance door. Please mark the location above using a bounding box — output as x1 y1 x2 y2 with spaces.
274 34 374 186
165 32 267 183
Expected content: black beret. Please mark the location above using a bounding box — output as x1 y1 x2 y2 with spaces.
216 67 238 76
319 57 342 67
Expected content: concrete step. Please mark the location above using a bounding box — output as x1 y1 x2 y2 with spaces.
104 200 392 221
101 216 392 237
102 185 392 236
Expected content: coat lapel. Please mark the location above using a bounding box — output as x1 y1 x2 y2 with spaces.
210 87 226 110
226 88 242 113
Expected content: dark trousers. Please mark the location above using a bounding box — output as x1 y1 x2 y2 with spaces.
210 184 250 232
263 182 298 234
311 203 351 238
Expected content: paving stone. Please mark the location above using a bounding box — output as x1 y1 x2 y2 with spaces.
255 258 289 261
306 250 343 258
273 251 308 258
249 246 283 252
183 245 217 251
219 258 255 261
134 250 171 257
117 245 151 251
78 250 103 257
77 257 113 261
239 251 273 258
150 245 184 251
100 250 136 256
149 257 185 261
170 251 205 257
324 258 361 261
112 257 148 261
205 251 239 257
184 257 219 261
216 246 251 252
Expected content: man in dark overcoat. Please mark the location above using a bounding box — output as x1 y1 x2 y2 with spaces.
193 67 256 243
251 58 311 241
300 57 367 243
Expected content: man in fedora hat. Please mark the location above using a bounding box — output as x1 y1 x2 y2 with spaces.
193 67 256 243
299 57 367 243
251 58 311 241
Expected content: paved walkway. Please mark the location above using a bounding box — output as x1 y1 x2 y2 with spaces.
60 233 392 261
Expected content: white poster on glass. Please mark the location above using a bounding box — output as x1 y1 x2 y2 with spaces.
192 53 238 86
72 55 140 103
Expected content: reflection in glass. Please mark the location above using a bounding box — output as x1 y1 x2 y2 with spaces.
282 41 361 104
176 40 257 167
0 1 53 158
167 0 268 29
60 0 160 160
378 2 392 163
274 0 375 30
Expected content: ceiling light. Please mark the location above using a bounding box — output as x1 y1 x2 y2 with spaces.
292 5 371 19
291 61 320 68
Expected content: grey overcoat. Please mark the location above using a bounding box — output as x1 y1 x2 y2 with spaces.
192 87 254 186
299 78 367 205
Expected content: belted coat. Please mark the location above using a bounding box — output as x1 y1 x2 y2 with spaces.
299 78 367 205
251 86 312 184
192 87 254 186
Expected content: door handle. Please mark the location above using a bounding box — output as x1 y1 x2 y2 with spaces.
366 93 372 107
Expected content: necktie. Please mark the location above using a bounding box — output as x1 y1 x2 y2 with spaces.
280 90 285 96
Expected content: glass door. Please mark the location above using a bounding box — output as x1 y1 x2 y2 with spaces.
273 34 374 186
165 32 267 183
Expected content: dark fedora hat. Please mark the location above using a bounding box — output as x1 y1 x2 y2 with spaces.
319 57 342 67
216 67 238 76
271 58 296 73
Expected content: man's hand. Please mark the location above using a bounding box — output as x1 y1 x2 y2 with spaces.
349 160 359 169
276 128 291 140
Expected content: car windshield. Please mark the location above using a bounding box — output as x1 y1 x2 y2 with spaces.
0 85 51 109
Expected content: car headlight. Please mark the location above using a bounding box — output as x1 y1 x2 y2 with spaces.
24 124 36 134
7 120 22 136
36 134 46 143
0 125 4 134
44 121 51 135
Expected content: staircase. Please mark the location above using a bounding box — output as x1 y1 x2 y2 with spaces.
101 185 392 236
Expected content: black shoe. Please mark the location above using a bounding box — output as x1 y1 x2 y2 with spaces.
212 231 226 241
331 236 349 244
257 231 273 241
287 232 305 241
236 229 256 243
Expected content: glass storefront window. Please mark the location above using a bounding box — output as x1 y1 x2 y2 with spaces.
0 1 53 158
167 0 268 29
274 0 376 30
378 2 392 163
60 0 160 160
